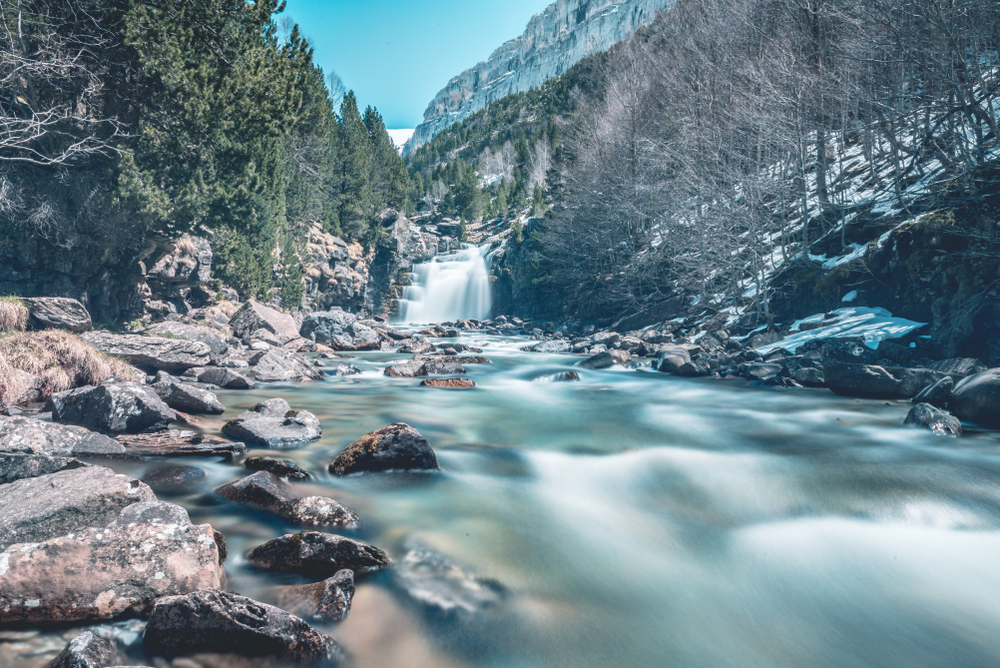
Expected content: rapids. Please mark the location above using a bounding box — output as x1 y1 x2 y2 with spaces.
9 332 1000 668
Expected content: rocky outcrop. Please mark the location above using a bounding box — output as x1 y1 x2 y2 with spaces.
144 234 215 316
265 570 355 623
22 297 92 332
330 423 439 475
222 398 322 448
81 331 212 372
300 309 381 351
823 362 948 400
406 0 674 154
0 416 125 457
578 349 631 369
363 210 437 317
247 531 391 578
48 382 177 434
302 224 370 313
215 471 359 528
196 366 255 390
143 589 342 666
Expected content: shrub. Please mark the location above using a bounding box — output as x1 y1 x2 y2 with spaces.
0 296 28 332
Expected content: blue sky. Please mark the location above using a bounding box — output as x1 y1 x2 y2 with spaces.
282 0 553 129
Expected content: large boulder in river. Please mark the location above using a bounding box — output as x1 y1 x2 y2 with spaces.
230 300 300 345
904 403 962 437
252 347 322 383
82 331 211 372
222 398 321 448
48 382 177 434
823 362 948 399
330 422 438 475
143 588 343 667
215 471 359 529
0 466 155 549
22 297 92 332
247 531 390 578
264 570 355 623
147 322 229 362
300 310 382 351
152 380 225 415
0 522 225 625
0 416 125 457
949 368 1000 427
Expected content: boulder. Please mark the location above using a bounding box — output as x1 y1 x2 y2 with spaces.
823 362 948 399
675 361 710 377
22 297 92 333
0 522 224 624
0 466 155 549
300 310 357 348
912 376 954 408
748 363 783 381
143 589 342 666
265 569 355 623
245 456 310 480
656 345 693 373
0 416 125 457
0 452 88 485
252 347 323 383
142 464 206 494
790 367 825 387
949 368 1000 427
577 350 631 369
108 500 192 527
48 632 116 668
398 337 435 354
521 340 571 353
384 359 427 378
904 403 962 437
116 430 245 459
48 382 177 434
81 331 211 372
151 381 225 415
393 544 505 619
420 378 476 389
247 531 390 578
196 366 255 390
422 360 467 375
927 357 988 378
819 337 879 365
330 423 438 476
334 362 362 376
221 398 322 448
533 371 581 382
215 471 359 529
146 322 229 362
229 300 300 345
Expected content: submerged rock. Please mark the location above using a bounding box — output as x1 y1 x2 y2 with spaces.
222 398 322 448
330 423 439 475
0 416 125 457
949 368 1000 427
216 471 359 529
48 382 177 434
265 569 355 623
142 464 207 494
48 632 116 668
904 403 962 437
143 589 342 666
533 370 581 382
247 531 390 578
393 544 505 619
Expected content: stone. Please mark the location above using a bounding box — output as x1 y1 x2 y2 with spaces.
247 531 391 578
420 378 476 389
117 431 245 459
904 403 962 437
197 366 255 390
0 522 224 624
142 465 206 494
300 310 358 349
108 500 192 527
0 466 155 549
143 589 342 666
0 416 125 457
824 362 948 399
422 360 466 375
49 382 177 434
22 297 92 333
949 368 1000 427
245 456 310 480
393 544 505 619
533 370 581 382
146 322 229 363
265 570 355 623
577 350 631 369
330 422 438 475
675 361 710 377
216 471 359 529
151 381 225 415
790 367 825 387
229 300 300 346
656 345 693 373
912 376 954 408
398 337 435 354
927 357 988 378
221 398 322 448
747 363 783 381
334 362 362 376
820 337 879 365
251 347 323 383
81 331 211 372
384 359 427 378
521 340 571 353
0 452 88 485
48 632 116 668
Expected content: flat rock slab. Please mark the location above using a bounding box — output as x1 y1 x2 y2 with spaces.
222 398 321 449
420 378 475 389
144 589 342 666
0 466 155 549
116 431 246 459
146 322 229 362
152 381 225 415
252 347 323 383
49 383 177 434
0 452 89 485
82 331 211 372
230 300 301 346
23 297 92 333
330 423 438 476
0 416 125 457
216 471 359 529
0 522 224 625
247 531 390 579
265 569 355 623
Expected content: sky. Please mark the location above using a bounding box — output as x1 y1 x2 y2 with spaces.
282 0 554 130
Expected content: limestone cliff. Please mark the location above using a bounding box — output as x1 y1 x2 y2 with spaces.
405 0 674 154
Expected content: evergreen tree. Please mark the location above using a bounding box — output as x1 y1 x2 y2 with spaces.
335 92 376 240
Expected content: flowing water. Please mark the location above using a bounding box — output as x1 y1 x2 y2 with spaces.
396 246 492 324
9 333 1000 668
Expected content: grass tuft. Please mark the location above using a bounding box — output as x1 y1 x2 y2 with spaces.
0 296 28 333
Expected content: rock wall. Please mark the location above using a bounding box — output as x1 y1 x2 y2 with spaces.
405 0 674 154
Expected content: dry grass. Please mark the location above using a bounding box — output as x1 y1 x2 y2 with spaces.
0 296 28 332
0 330 142 407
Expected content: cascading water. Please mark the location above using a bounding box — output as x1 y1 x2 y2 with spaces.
397 244 492 323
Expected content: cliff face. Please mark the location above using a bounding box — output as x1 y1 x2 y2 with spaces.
405 0 674 154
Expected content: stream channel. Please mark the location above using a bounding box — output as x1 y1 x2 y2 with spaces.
11 332 1000 668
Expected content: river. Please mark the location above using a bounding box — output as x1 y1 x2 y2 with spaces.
9 331 1000 668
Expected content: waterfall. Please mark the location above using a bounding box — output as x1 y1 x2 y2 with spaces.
397 245 492 324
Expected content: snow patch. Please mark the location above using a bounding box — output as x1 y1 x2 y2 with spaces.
756 307 926 354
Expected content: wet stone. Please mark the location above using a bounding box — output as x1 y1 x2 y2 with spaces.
216 471 359 529
330 423 439 476
420 378 476 389
247 531 390 579
244 456 310 480
221 398 322 449
264 569 355 623
48 631 116 668
0 452 89 485
142 464 207 494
